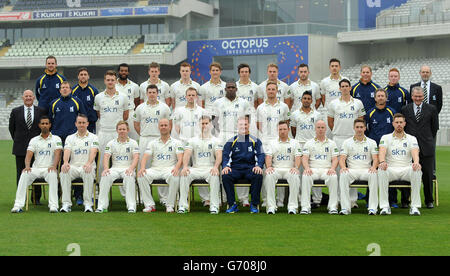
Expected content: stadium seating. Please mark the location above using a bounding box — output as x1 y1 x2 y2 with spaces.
4 35 142 57
13 0 139 11
139 43 175 55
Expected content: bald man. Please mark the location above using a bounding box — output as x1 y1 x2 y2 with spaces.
9 90 47 204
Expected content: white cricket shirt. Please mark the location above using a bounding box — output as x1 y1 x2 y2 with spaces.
133 101 171 137
290 108 322 144
145 137 184 168
288 80 321 111
27 133 63 169
200 79 226 113
185 136 223 168
379 132 419 168
320 75 347 109
258 79 290 102
256 100 290 141
105 138 139 169
340 136 378 169
64 131 99 167
169 79 200 109
94 91 129 132
213 97 250 135
116 79 140 110
266 138 302 168
303 138 339 169
139 79 170 103
171 105 205 141
236 79 259 110
327 97 366 137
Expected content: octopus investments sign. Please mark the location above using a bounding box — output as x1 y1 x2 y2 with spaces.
359 0 408 28
188 35 308 84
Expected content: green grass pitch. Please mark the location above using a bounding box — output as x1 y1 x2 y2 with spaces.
0 140 449 256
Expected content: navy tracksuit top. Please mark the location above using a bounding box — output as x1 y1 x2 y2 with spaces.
222 134 265 170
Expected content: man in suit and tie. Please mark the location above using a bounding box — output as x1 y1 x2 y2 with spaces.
402 86 439 209
9 90 47 204
410 65 443 181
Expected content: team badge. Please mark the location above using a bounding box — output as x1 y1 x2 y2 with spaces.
156 110 160 115
87 95 91 101
168 146 173 152
248 146 253 152
85 142 89 147
364 146 368 152
208 144 212 150
325 147 329 153
70 106 74 112
287 148 291 153
403 143 407 148
48 143 52 148
115 100 119 105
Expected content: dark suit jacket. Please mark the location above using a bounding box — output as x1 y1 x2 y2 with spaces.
410 82 443 114
402 103 439 157
8 105 46 156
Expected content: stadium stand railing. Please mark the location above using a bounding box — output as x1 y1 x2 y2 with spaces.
12 0 139 11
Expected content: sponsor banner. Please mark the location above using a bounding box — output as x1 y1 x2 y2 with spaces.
33 9 97 20
134 6 169 15
359 0 408 29
0 11 31 21
187 35 308 84
100 7 133 17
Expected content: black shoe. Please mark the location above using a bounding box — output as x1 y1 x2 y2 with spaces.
400 203 409 209
311 203 320 209
426 203 434 209
35 199 42 205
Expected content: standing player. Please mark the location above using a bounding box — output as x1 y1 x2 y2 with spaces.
213 82 251 206
171 87 206 144
352 65 381 112
94 70 129 174
257 64 290 105
115 63 140 141
200 62 226 116
11 116 62 213
301 120 339 215
139 62 171 106
366 89 396 145
35 55 66 111
384 68 409 115
236 63 260 136
290 91 322 207
134 84 171 205
256 81 290 208
169 62 200 110
263 121 302 214
328 79 365 207
96 121 139 213
179 116 223 214
60 114 99 213
378 113 422 216
288 64 321 111
137 119 184 213
71 67 99 133
339 118 379 215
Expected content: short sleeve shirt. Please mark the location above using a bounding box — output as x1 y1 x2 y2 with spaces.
171 105 206 141
320 75 347 109
303 138 339 169
145 137 184 168
64 132 99 167
236 80 259 110
340 136 378 169
213 97 250 134
288 80 321 111
379 133 419 168
133 101 171 137
169 79 201 109
200 80 226 113
139 79 170 103
116 79 140 110
256 100 290 141
327 97 366 137
289 108 322 144
105 138 139 169
185 136 223 168
94 91 129 132
258 79 290 102
266 138 302 168
27 134 63 169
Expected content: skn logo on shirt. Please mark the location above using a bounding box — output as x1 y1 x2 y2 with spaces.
198 152 212 158
157 154 171 160
277 155 291 161
392 149 407 156
75 149 88 155
38 150 51 156
352 154 367 160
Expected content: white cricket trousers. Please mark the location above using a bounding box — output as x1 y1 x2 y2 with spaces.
333 135 358 203
13 168 59 210
263 168 300 211
60 166 96 208
138 168 180 209
98 130 118 173
179 168 220 211
139 136 169 203
97 167 136 211
301 168 339 210
339 169 378 212
378 166 422 209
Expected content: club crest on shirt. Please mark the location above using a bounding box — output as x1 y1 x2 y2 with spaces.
126 147 130 153
85 142 89 147
403 143 407 148
248 146 252 152
115 100 119 105
48 143 52 148
364 146 368 152
325 147 329 152
168 146 173 152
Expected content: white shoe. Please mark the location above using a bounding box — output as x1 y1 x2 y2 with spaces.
288 208 297 215
267 207 276 215
11 207 23 213
300 208 311 215
380 207 391 215
276 201 284 208
84 206 93 213
49 207 59 213
410 207 421 216
328 209 338 215
368 209 377 215
210 207 219 214
60 205 71 213
177 207 187 214
128 209 136 213
166 206 174 213
143 206 156 213
339 209 350 215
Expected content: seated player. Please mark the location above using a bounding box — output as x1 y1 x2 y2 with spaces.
11 116 62 213
137 118 184 213
96 121 139 213
263 121 302 215
179 116 223 214
339 118 379 215
301 120 339 215
60 114 99 213
378 113 422 216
